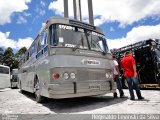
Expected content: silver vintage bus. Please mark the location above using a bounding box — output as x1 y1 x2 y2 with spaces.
18 18 116 102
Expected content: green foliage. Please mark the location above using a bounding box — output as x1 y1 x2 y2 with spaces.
2 47 15 69
0 47 27 70
16 47 27 57
0 47 4 64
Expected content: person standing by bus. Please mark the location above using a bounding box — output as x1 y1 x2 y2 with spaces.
112 56 124 98
121 51 144 100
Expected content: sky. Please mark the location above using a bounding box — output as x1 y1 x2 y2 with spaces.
0 0 160 53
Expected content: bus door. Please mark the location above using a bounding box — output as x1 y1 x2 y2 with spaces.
135 47 156 84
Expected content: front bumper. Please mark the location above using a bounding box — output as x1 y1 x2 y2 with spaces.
48 81 117 99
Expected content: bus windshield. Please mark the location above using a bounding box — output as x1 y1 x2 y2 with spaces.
50 24 108 52
0 66 9 74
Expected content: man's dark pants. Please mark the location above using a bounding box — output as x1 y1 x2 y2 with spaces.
126 77 142 99
114 75 124 96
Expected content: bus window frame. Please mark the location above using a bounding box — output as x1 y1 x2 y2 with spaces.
49 24 89 50
30 41 36 57
36 28 49 59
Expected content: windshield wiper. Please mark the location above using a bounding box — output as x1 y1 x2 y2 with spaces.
72 35 84 51
91 39 106 55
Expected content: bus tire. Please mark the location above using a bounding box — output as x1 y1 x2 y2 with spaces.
113 92 118 98
34 78 44 103
11 82 13 89
19 81 24 93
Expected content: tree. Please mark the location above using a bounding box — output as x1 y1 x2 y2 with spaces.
0 47 4 64
2 47 15 69
14 47 27 68
1 47 27 70
15 47 27 59
16 47 27 57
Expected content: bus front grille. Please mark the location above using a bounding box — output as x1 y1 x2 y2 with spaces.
77 69 107 81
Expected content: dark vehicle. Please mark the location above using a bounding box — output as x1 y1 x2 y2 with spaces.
111 39 160 88
11 69 18 88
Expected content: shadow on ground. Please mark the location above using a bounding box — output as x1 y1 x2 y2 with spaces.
20 91 128 113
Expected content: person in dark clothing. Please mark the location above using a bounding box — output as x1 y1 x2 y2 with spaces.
112 56 124 97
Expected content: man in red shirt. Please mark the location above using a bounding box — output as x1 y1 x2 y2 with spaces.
121 51 144 100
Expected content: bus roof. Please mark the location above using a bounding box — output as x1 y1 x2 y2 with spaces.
111 39 159 54
20 17 108 60
46 17 104 34
0 65 10 68
27 17 105 55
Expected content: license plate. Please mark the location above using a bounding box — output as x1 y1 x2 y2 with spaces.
89 84 101 90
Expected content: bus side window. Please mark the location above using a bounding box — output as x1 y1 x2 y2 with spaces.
37 36 41 53
37 31 47 52
41 31 47 48
30 42 36 57
0 66 9 74
50 25 56 46
26 52 29 61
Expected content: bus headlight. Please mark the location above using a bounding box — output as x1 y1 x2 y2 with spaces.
106 73 109 78
70 73 76 79
106 73 113 79
109 74 113 78
63 73 69 80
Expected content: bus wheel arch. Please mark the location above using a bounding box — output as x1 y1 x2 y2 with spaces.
34 75 45 103
19 80 24 93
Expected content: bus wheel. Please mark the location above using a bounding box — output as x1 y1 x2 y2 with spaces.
113 92 118 98
11 82 13 89
19 81 24 93
34 79 44 103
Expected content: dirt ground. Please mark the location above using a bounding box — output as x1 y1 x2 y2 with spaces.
0 88 159 114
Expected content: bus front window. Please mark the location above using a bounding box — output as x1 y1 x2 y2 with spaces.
56 24 88 49
89 31 108 52
50 24 108 53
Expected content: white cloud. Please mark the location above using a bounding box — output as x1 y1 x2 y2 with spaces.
0 31 33 50
42 22 45 27
0 0 31 25
23 12 31 17
107 24 160 49
35 0 46 16
49 0 64 15
48 0 160 26
16 37 33 49
16 16 27 24
109 27 115 32
35 7 46 16
40 1 46 7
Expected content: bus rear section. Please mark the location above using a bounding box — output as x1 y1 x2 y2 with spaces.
135 41 160 88
0 65 10 89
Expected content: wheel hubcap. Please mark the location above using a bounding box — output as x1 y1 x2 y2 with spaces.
35 82 40 100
